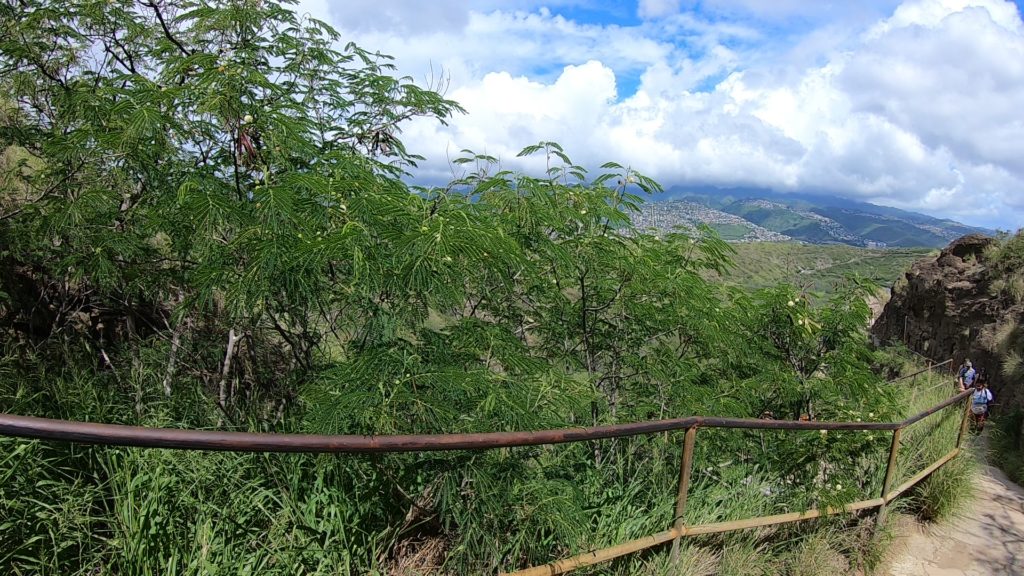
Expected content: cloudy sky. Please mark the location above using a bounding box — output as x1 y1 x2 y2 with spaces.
296 0 1024 230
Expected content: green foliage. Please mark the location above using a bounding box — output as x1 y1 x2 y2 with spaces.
912 448 976 523
780 531 850 576
717 539 775 576
986 229 1024 304
0 0 463 372
992 409 1024 485
1 445 399 575
894 361 977 523
987 229 1024 276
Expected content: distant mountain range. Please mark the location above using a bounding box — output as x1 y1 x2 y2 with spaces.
631 187 993 248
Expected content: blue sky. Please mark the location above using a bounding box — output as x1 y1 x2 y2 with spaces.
299 0 1024 230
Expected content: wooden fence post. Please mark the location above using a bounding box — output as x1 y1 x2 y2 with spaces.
670 426 698 562
874 427 902 537
956 397 972 448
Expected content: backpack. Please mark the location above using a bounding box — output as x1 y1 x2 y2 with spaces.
971 389 992 415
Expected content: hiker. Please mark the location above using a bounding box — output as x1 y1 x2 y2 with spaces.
969 379 993 432
956 359 977 391
979 370 994 418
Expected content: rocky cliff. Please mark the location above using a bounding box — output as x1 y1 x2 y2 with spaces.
872 234 1024 408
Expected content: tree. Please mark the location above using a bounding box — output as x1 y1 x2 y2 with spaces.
0 0 462 409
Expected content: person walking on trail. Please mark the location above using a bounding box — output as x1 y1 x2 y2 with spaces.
974 368 992 414
957 359 977 391
970 379 993 432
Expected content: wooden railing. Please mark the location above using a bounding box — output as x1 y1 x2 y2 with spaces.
507 386 972 576
890 358 953 383
0 360 972 575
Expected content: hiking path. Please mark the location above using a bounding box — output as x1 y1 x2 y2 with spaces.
885 438 1024 575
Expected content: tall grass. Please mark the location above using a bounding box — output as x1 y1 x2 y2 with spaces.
0 348 975 575
992 409 1024 484
0 352 400 575
892 361 977 524
0 438 402 574
712 244 933 292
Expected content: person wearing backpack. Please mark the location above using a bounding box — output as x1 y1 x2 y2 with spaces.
970 379 993 432
957 359 977 391
980 370 994 418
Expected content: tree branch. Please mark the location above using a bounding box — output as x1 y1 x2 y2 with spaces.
162 297 189 397
102 39 136 75
217 328 239 417
143 1 192 57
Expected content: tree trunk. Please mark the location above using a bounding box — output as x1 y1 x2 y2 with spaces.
217 328 239 421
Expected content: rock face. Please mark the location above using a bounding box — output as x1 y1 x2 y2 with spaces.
872 234 1024 407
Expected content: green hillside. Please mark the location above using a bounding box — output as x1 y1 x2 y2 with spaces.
670 189 992 248
811 208 949 247
713 243 934 292
723 202 846 243
709 222 754 240
725 203 810 231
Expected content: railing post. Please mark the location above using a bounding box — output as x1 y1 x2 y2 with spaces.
874 427 902 537
956 395 972 448
670 426 697 562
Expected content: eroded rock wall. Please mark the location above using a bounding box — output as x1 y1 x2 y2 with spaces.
872 234 1024 408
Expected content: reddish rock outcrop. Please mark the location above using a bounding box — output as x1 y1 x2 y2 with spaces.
872 234 1024 407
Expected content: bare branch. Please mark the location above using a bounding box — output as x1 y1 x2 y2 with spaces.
162 293 189 397
217 328 240 416
143 0 192 57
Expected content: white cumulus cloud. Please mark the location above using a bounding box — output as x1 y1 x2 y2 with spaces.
638 0 682 19
299 0 1024 230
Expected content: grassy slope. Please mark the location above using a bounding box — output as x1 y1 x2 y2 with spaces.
713 243 935 293
984 230 1024 483
811 208 949 247
709 222 752 240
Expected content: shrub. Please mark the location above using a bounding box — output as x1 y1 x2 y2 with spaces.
992 409 1024 484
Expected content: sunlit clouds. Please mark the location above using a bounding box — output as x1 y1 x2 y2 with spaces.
298 0 1024 229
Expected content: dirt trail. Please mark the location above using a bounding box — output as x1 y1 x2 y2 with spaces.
885 442 1024 576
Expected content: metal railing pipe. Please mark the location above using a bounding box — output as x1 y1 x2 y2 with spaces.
0 358 971 576
0 392 972 454
888 358 952 383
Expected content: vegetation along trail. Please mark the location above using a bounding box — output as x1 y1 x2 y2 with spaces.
886 438 1024 576
1 1 1019 573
